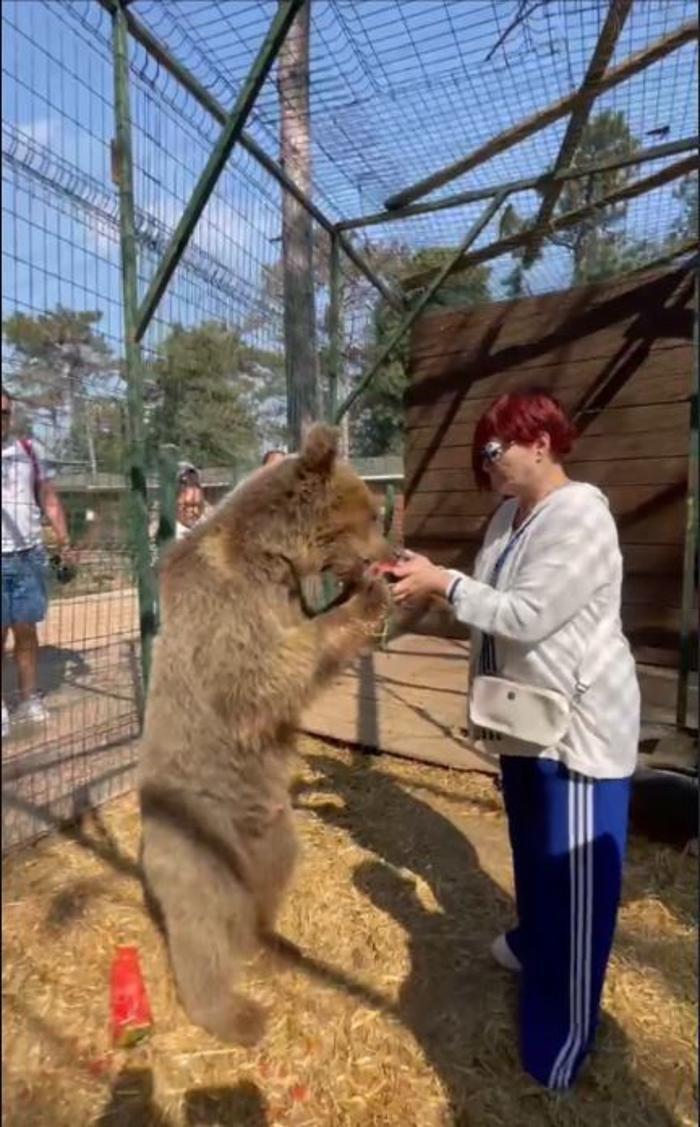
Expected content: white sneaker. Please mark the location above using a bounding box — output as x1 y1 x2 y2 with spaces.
490 933 522 972
14 695 50 725
1 701 8 739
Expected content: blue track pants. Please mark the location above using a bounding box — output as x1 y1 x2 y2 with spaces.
500 755 631 1090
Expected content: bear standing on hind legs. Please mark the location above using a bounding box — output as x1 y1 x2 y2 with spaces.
138 424 393 1046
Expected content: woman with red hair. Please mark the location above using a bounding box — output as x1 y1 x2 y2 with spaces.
392 389 640 1090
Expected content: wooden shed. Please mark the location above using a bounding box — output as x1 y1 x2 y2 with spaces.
403 264 696 722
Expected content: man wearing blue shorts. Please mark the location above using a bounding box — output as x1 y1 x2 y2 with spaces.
2 390 71 737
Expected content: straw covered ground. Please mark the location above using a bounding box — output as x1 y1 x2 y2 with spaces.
2 737 697 1126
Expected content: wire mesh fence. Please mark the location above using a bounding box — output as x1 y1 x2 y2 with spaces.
0 5 132 843
0 0 370 850
2 0 697 848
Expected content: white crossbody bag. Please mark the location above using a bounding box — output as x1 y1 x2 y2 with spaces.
470 616 610 747
470 675 570 747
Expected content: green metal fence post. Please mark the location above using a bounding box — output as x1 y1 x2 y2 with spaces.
133 0 305 343
383 483 396 544
112 0 158 698
156 444 179 553
677 268 699 731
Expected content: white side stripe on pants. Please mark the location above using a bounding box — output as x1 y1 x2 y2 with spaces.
548 775 594 1090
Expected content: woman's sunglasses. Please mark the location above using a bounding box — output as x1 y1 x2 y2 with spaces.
480 438 511 466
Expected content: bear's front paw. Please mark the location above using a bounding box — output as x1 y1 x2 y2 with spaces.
353 572 391 623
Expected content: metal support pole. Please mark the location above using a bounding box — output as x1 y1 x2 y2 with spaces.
156 443 179 553
383 483 396 543
112 0 158 696
327 231 342 422
677 268 699 731
133 0 304 342
334 192 507 423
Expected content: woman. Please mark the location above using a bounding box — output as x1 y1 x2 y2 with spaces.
392 390 640 1090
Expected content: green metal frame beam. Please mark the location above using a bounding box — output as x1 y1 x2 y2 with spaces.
336 135 699 231
383 483 396 542
399 155 698 293
111 0 159 696
522 0 634 268
94 0 402 313
677 268 699 730
133 0 305 342
384 20 698 212
334 192 507 424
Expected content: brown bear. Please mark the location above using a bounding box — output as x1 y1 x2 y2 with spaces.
138 424 392 1045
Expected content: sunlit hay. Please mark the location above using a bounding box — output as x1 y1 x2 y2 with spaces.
2 738 696 1126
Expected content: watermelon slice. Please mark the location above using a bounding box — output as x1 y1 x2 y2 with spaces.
110 946 153 1047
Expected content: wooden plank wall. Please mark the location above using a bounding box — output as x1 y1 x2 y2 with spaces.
404 266 695 668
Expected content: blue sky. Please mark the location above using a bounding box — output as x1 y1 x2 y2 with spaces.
2 0 697 368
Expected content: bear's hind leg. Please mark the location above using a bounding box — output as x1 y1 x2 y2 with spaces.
165 896 266 1046
251 807 299 939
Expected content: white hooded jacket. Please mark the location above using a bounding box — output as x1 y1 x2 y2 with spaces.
446 481 640 779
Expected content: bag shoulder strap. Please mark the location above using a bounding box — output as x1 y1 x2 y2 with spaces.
489 508 542 584
19 438 43 511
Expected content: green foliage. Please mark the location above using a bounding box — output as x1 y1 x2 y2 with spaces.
501 111 650 291
2 310 286 474
144 321 283 470
2 306 122 469
70 399 126 474
351 252 491 457
557 111 638 212
3 307 111 408
550 110 644 284
668 173 698 248
259 234 492 455
502 116 697 297
499 203 532 297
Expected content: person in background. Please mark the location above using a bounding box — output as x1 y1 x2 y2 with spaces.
1 389 72 736
175 463 209 540
390 390 640 1090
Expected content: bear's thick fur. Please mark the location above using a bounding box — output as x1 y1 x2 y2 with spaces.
139 424 391 1045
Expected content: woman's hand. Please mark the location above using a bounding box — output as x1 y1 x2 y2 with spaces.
391 555 451 604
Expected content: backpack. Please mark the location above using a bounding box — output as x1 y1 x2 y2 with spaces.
19 438 43 512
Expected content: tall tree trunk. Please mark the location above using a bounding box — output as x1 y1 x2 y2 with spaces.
277 0 318 451
85 403 98 478
334 283 350 458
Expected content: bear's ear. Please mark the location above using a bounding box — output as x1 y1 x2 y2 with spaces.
297 423 339 477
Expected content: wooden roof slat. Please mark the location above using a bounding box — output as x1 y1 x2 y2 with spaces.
384 20 698 212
